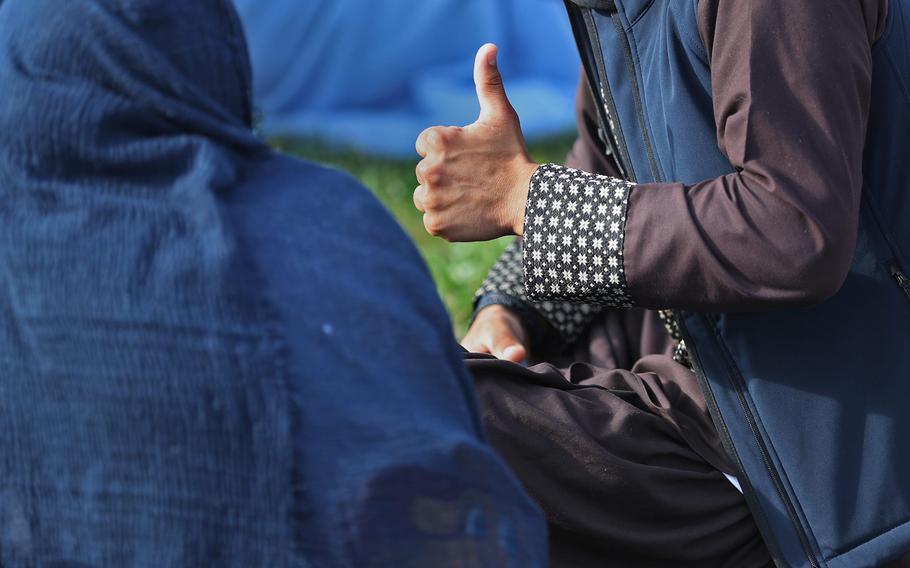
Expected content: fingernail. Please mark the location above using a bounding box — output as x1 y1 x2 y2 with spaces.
488 52 497 67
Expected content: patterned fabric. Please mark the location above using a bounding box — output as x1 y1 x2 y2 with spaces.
476 240 526 300
523 163 635 306
475 240 601 343
657 309 692 367
476 164 691 364
521 163 692 366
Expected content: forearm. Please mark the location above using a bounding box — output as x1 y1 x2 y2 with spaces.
523 0 874 311
523 164 855 311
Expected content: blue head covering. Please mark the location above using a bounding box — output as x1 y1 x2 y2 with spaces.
0 0 300 564
0 0 546 565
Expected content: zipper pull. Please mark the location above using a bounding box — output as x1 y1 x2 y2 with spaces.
890 262 910 301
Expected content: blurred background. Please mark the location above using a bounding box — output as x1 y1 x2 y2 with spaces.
233 0 581 333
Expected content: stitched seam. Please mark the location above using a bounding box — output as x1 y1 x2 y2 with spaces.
615 10 665 182
626 0 657 29
826 517 910 561
680 0 710 65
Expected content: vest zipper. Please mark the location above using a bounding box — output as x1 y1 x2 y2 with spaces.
677 317 794 568
565 1 636 180
598 9 820 567
860 188 910 304
584 11 636 180
607 11 662 182
890 262 910 301
686 315 820 568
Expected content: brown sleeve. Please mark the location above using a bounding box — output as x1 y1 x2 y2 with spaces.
525 0 883 310
622 0 882 310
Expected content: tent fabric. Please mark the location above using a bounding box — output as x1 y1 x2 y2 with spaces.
233 0 580 156
0 0 547 565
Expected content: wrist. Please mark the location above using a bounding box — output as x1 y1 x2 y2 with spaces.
510 160 539 236
476 302 519 321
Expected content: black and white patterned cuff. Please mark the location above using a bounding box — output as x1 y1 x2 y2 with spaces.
523 163 635 307
474 239 602 344
476 239 526 300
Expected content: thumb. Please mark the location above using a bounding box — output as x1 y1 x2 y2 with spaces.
491 334 527 363
473 43 514 124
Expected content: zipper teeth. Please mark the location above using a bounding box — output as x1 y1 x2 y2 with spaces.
891 262 910 300
719 338 820 568
679 317 806 568
860 189 910 301
566 3 620 177
608 12 662 183
579 8 628 178
581 9 636 181
602 9 817 563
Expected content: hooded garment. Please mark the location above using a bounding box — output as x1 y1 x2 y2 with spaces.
0 0 546 565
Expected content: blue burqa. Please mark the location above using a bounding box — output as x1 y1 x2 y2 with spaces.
0 0 546 565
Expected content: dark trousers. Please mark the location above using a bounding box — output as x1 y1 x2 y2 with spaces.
465 309 773 567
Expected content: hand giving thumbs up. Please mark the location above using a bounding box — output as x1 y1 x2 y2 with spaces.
414 44 539 242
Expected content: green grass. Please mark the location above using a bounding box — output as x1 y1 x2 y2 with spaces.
274 135 574 336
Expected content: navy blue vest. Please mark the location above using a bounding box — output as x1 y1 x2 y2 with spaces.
565 1 910 566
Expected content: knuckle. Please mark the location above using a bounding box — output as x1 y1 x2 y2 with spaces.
426 128 446 150
440 126 461 142
417 128 437 155
422 192 441 211
485 73 503 88
418 126 435 142
423 215 446 237
428 126 462 151
417 162 443 187
426 173 443 188
412 186 426 211
415 161 429 182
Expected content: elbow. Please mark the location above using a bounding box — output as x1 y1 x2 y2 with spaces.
749 182 858 307
732 166 861 308
785 231 854 307
793 264 848 306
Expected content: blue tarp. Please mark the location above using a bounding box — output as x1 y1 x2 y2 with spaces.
234 0 580 156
